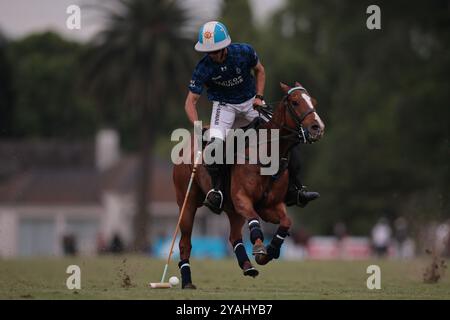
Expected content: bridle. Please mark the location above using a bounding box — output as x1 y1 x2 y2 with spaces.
284 86 317 143
256 86 317 144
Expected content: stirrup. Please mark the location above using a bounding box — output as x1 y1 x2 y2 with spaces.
203 189 224 214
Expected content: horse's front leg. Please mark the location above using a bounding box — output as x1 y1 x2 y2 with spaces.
255 203 292 265
227 211 259 278
232 190 267 257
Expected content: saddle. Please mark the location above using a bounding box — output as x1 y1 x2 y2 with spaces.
240 116 265 131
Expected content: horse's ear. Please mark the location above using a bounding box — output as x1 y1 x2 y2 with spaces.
280 82 290 93
295 81 302 87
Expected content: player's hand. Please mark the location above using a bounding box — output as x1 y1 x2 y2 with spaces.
253 97 264 110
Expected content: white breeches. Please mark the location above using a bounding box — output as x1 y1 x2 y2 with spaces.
209 96 261 141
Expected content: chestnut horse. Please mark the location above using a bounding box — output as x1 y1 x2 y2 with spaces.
173 82 325 289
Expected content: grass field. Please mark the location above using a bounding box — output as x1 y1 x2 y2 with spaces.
0 256 449 299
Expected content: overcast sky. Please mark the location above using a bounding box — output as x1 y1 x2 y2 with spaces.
0 0 284 42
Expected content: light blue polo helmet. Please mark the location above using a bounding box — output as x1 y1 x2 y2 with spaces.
194 21 231 52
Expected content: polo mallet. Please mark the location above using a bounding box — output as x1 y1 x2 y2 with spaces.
149 150 202 289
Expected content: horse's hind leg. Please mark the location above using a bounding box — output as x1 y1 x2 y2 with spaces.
178 201 198 289
228 212 259 278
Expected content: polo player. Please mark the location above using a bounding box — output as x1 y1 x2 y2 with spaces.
184 21 319 214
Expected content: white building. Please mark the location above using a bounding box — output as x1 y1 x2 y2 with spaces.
0 130 225 257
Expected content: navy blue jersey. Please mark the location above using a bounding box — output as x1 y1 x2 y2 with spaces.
188 43 259 104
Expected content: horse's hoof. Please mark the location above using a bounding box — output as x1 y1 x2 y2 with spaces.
252 240 267 256
243 268 259 278
242 261 259 278
182 283 197 290
255 253 272 265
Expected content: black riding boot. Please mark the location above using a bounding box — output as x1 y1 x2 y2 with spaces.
285 144 320 207
203 138 225 214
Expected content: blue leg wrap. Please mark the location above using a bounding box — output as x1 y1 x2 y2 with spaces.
178 259 192 288
267 226 289 259
232 239 250 269
248 219 264 244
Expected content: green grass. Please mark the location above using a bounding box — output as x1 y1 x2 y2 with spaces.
0 256 449 299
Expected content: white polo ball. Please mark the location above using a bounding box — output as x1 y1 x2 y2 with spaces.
169 276 179 286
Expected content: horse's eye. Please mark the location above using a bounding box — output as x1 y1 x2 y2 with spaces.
291 101 299 107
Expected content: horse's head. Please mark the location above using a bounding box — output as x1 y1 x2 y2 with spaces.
279 82 325 143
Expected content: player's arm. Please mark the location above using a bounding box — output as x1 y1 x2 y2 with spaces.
185 91 201 125
253 61 266 106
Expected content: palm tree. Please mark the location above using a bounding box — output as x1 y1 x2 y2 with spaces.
84 0 195 251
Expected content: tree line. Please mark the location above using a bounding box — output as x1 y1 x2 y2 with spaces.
0 0 448 238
